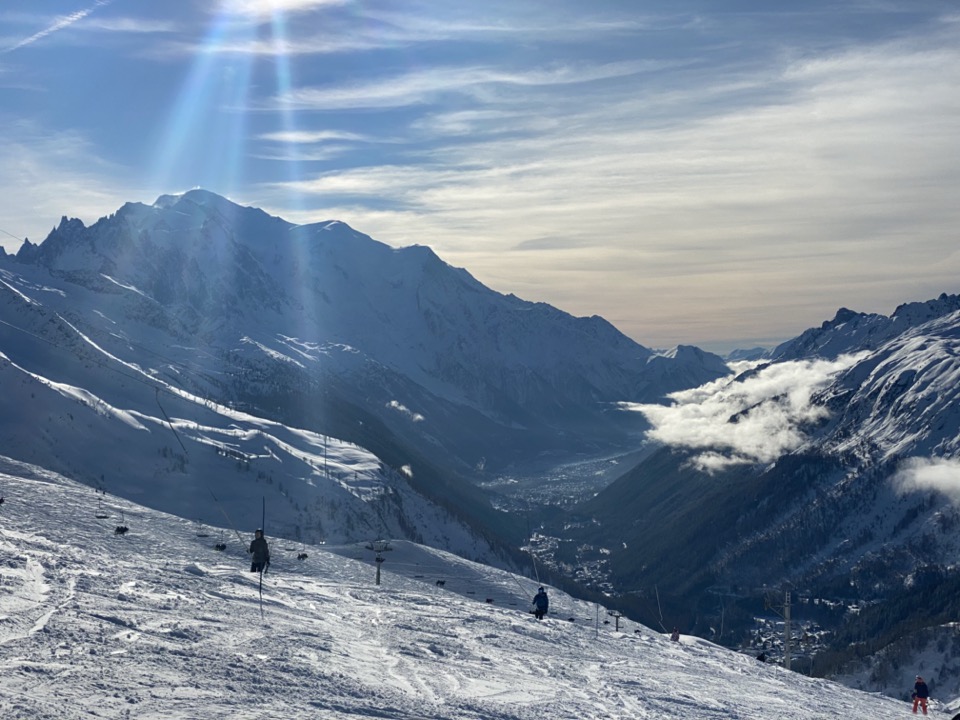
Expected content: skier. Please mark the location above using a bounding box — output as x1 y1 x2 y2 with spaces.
912 675 929 715
670 627 680 642
248 529 270 574
532 587 549 620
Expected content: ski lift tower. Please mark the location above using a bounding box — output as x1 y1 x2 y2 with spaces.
784 590 792 671
765 589 793 671
372 539 391 585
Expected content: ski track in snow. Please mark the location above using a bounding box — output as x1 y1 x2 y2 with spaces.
0 460 921 719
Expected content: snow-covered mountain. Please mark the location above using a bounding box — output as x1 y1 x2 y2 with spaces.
0 288 496 560
821 307 960 461
769 293 960 361
0 189 731 576
6 189 728 479
0 456 925 719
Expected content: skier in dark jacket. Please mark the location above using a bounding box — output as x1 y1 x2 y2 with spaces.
912 675 929 715
532 587 549 620
248 529 270 573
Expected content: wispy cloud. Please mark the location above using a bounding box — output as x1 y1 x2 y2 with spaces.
77 17 178 34
174 5 661 57
270 60 657 111
410 109 549 138
258 129 369 144
155 34 380 59
621 355 865 472
2 1 112 53
893 457 960 503
253 130 378 163
219 0 349 21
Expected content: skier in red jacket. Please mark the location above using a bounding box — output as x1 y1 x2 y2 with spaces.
912 675 929 715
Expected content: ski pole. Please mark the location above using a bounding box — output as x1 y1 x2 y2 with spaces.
258 567 264 620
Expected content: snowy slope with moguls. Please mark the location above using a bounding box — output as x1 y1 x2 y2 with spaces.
0 457 919 719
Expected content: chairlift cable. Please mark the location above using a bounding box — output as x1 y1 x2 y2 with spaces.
509 570 535 604
0 227 24 242
205 488 246 547
0 315 189 452
0 314 236 454
529 548 541 584
155 388 188 455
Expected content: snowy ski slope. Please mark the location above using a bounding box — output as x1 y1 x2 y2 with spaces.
0 457 923 719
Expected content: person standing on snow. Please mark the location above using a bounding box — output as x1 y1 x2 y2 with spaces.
248 529 270 574
912 675 929 715
532 587 549 620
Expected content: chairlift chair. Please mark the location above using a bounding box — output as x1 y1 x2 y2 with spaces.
113 510 128 535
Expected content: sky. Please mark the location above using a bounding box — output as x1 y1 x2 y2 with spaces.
0 455 944 719
1 1 959 353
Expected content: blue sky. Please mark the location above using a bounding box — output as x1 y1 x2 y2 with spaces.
1 1 958 353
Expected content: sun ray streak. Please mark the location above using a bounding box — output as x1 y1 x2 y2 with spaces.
270 10 304 205
268 7 318 342
151 8 255 194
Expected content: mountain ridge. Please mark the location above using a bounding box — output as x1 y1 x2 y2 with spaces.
4 189 729 475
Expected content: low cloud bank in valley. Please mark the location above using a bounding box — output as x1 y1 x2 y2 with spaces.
893 457 960 503
623 355 864 472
